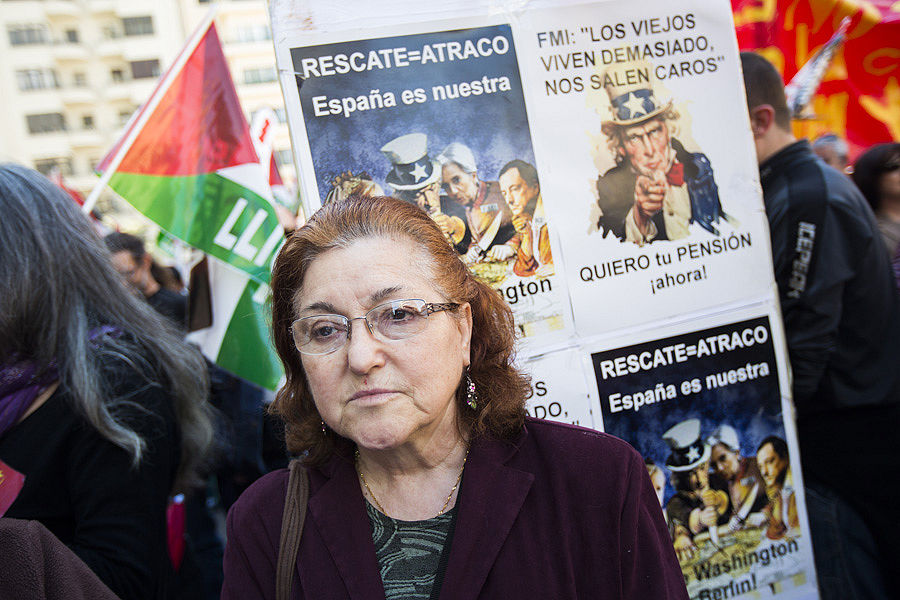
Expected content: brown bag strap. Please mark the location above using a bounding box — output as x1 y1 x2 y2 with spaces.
276 458 309 600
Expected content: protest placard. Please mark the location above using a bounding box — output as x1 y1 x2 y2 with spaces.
588 308 816 598
278 18 574 348
521 348 600 428
271 1 819 596
516 2 774 335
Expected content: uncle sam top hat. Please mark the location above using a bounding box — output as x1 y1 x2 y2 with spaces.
601 58 673 129
381 133 441 191
663 418 711 472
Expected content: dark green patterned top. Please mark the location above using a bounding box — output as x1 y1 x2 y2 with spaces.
365 500 456 600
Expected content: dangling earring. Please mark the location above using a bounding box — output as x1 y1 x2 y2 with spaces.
465 368 478 410
321 420 327 435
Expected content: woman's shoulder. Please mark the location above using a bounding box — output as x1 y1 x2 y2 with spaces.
523 417 639 455
228 468 291 526
517 417 643 479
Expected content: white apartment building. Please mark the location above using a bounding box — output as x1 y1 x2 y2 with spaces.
0 0 295 210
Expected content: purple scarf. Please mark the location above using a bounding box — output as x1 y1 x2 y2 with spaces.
0 360 57 438
0 326 121 438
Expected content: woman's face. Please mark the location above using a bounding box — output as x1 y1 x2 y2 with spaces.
441 162 479 206
294 235 472 452
879 156 900 201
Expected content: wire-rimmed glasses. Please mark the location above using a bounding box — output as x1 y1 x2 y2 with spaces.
290 298 459 356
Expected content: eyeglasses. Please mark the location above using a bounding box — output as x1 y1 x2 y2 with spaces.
290 298 459 356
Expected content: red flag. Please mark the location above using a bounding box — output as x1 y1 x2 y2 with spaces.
97 24 257 177
732 0 900 160
49 167 86 207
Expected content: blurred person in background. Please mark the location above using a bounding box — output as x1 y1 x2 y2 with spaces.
0 164 215 599
811 133 849 173
151 262 186 295
105 232 187 328
106 232 280 600
852 142 900 258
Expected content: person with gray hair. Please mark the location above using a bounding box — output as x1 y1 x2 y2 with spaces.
0 163 215 599
437 142 516 263
811 133 849 173
706 425 768 531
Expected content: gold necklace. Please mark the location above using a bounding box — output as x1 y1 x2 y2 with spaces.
355 447 469 518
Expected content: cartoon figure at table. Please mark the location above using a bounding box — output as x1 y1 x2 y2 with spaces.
756 435 798 540
380 133 469 254
707 424 769 532
661 419 730 557
498 159 554 278
437 141 517 263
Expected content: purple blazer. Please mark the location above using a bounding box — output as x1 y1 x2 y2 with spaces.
222 417 688 599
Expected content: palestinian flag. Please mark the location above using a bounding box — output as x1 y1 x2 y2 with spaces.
94 15 284 389
96 20 283 284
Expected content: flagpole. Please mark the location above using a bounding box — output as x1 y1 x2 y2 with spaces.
82 5 220 214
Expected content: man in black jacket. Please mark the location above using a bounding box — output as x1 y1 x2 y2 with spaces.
741 51 899 599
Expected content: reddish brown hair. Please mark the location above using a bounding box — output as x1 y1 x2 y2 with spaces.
269 195 530 464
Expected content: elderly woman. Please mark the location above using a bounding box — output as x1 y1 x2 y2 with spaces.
0 164 214 598
222 195 687 599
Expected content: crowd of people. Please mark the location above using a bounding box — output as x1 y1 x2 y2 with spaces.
742 52 900 599
1 48 898 600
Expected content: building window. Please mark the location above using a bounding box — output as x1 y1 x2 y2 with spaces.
111 68 125 83
130 59 160 79
118 109 133 126
34 157 74 176
234 24 271 43
243 67 277 85
74 72 87 87
65 29 79 43
26 113 67 134
15 68 59 91
82 115 94 130
122 16 154 37
8 24 49 46
274 149 293 167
